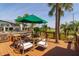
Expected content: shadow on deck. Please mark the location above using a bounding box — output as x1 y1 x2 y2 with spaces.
43 46 77 56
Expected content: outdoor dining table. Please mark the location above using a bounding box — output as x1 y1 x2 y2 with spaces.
11 32 30 41
12 34 22 41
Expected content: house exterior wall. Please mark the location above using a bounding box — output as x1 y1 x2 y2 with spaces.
0 20 15 31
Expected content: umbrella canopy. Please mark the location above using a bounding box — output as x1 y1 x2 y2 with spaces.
15 15 47 23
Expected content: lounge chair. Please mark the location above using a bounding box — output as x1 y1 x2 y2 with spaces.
18 40 33 54
37 39 48 48
20 42 33 50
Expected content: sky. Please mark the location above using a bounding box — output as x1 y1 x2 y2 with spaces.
0 3 79 28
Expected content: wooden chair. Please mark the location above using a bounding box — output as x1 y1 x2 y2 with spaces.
0 34 8 42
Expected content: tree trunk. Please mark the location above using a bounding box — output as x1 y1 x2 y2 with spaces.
58 8 61 40
64 30 67 39
55 3 60 43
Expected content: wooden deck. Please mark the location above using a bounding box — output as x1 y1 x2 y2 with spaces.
0 39 77 56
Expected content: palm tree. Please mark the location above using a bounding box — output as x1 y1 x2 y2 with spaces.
48 3 73 43
70 20 79 32
42 24 47 32
68 20 79 42
61 22 68 39
75 21 79 32
41 24 48 38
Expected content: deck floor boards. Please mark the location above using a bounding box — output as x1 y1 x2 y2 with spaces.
0 39 77 56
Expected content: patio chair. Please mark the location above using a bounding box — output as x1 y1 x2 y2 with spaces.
17 40 33 54
27 34 32 38
20 42 33 50
0 34 8 42
37 39 48 48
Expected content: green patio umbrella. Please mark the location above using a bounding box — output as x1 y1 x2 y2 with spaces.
15 15 48 52
15 17 27 23
15 15 47 23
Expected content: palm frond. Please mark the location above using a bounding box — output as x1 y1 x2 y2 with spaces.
60 9 64 16
48 5 56 16
63 3 73 12
48 3 55 7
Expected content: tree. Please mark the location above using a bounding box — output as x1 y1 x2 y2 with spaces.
42 24 47 32
61 22 69 39
70 20 79 34
15 13 30 31
48 3 73 43
33 27 40 37
23 13 29 18
15 16 22 26
16 13 30 24
41 24 48 38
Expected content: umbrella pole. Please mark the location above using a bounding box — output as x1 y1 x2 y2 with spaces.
20 23 23 31
31 23 36 48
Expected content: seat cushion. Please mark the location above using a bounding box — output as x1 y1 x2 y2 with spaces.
20 42 33 50
37 41 46 45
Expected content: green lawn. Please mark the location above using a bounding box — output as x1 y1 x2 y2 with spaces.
40 28 75 41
